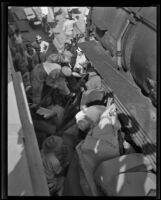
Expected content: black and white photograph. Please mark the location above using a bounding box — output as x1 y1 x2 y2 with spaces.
2 5 159 197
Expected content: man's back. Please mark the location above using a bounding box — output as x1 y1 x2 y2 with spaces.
63 19 76 35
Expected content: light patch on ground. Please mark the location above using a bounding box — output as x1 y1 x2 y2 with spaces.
119 164 126 173
119 155 126 162
94 139 100 154
116 173 125 193
100 176 104 182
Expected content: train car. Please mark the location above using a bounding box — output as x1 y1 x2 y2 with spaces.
87 7 157 107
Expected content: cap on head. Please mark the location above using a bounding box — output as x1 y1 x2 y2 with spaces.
42 136 63 153
46 53 60 63
61 66 72 77
75 111 90 131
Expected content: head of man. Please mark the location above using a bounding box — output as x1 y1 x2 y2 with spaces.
67 10 73 20
77 118 90 132
64 43 71 51
36 35 42 44
15 28 20 36
42 135 63 154
61 50 73 64
76 111 91 132
46 53 60 63
26 44 34 55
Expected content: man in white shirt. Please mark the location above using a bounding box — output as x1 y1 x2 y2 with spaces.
62 15 77 44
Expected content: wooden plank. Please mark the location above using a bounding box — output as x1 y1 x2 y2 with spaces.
8 77 34 196
8 45 49 196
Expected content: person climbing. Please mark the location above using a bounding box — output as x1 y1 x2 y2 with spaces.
30 62 72 108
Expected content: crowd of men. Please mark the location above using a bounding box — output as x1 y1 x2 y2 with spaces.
8 7 156 197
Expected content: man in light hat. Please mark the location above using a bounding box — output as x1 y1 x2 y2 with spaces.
75 105 106 132
30 62 72 107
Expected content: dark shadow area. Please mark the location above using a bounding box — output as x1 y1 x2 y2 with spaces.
95 27 106 40
118 112 140 136
30 108 57 150
63 152 84 196
118 112 156 169
70 8 81 14
48 20 59 31
141 143 156 157
54 9 63 18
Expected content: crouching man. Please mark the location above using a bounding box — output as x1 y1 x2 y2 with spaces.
41 135 73 196
30 62 72 108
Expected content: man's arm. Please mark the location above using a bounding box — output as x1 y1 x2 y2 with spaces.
62 22 66 32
